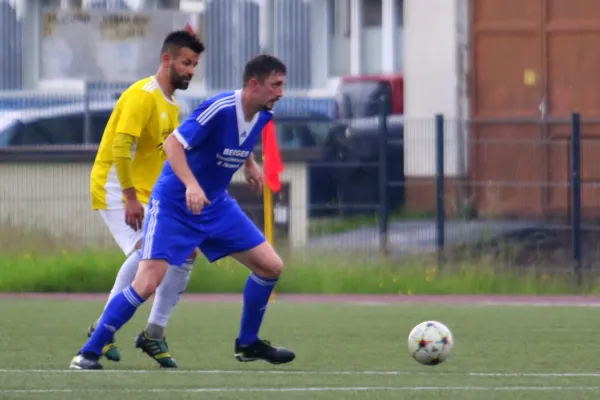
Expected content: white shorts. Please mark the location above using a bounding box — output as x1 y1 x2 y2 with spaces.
98 204 149 256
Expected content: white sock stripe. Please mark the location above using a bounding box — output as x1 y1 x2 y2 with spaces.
126 287 142 307
250 274 277 287
142 199 160 260
123 287 141 307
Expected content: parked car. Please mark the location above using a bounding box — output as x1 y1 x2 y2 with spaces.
331 73 406 215
0 101 115 147
0 100 192 147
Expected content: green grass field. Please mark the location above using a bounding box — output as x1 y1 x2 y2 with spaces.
1 298 600 399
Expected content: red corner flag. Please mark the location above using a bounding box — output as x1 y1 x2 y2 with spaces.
184 23 196 35
262 120 284 192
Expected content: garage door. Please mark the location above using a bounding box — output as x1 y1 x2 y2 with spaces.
470 0 600 217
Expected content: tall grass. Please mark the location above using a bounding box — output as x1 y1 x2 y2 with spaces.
0 221 596 294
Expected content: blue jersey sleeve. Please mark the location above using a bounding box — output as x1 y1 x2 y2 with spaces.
173 99 229 149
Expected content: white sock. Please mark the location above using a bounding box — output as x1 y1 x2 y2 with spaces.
104 250 141 311
146 259 194 331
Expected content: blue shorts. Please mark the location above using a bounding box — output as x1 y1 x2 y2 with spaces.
140 195 266 266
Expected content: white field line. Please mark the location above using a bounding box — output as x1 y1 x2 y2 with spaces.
2 386 600 394
3 369 600 378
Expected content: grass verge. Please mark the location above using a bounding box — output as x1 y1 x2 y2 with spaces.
0 248 596 294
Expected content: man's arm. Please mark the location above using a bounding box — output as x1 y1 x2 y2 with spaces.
165 107 216 214
244 153 257 168
164 99 221 193
163 133 200 189
112 92 152 200
164 132 210 214
112 133 138 202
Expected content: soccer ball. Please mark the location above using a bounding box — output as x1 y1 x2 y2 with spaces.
407 321 453 366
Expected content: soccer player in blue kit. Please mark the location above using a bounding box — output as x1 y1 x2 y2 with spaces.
70 54 295 370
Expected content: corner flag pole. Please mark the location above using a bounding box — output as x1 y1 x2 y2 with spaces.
263 153 276 303
263 182 274 245
261 120 282 303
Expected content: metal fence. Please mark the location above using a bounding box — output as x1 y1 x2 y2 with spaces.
2 110 597 276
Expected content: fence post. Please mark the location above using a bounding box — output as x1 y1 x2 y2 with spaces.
571 112 582 285
435 114 445 262
378 87 390 256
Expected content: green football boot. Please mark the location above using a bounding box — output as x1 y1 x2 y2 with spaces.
87 321 121 362
135 332 178 368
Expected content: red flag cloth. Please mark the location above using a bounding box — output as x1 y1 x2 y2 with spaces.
185 23 196 35
262 120 284 192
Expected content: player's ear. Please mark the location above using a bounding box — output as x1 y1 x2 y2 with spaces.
248 77 259 90
160 51 172 67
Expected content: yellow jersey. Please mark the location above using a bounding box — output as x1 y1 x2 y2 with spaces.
90 76 180 210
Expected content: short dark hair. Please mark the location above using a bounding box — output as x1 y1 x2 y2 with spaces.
161 30 205 56
242 54 287 86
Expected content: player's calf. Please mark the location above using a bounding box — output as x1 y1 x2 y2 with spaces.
232 242 294 364
135 257 195 369
87 321 121 362
131 259 170 299
69 259 168 370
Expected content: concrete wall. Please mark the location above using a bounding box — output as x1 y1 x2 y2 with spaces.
403 0 468 178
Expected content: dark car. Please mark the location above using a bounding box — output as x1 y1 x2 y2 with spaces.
331 74 406 216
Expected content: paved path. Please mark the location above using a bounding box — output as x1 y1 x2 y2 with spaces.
2 293 600 305
308 220 546 255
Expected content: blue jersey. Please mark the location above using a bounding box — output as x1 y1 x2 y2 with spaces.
152 90 273 203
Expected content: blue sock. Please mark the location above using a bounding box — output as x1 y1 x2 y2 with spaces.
237 273 278 346
81 285 145 356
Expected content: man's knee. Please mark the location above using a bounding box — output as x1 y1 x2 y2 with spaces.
132 259 168 299
180 248 199 272
260 253 284 279
187 248 199 262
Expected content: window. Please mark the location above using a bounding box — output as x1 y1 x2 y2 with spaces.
337 80 392 118
253 119 337 151
274 122 326 149
329 0 351 37
363 0 381 27
8 115 84 145
90 110 112 142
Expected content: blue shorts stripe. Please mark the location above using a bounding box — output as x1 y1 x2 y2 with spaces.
139 195 266 265
142 199 160 260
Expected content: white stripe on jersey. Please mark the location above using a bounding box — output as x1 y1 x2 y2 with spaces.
173 129 191 150
196 95 235 125
142 80 158 93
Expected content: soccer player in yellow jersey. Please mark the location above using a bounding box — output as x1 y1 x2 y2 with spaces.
87 30 204 368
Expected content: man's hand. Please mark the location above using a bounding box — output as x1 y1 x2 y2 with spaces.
186 183 210 215
244 158 263 195
125 198 145 231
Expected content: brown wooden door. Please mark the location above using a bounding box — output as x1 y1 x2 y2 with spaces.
544 0 600 217
470 0 600 217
